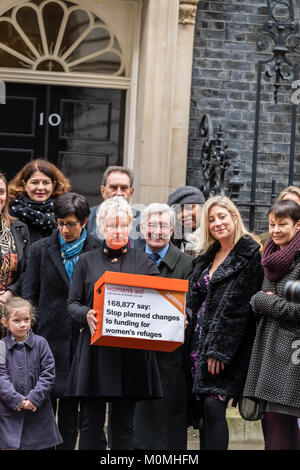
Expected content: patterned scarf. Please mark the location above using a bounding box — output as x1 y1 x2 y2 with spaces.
59 228 87 282
261 229 300 282
0 218 18 292
10 194 56 235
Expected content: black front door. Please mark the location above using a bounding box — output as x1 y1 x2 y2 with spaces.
0 83 126 206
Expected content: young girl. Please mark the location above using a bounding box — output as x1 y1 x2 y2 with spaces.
0 297 62 449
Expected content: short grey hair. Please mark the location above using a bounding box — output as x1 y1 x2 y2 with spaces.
96 196 133 233
140 203 176 227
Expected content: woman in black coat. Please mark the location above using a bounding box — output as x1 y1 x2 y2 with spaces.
186 195 264 450
22 192 100 450
65 196 163 450
0 173 30 324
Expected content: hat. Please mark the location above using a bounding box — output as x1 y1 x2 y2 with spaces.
167 185 205 207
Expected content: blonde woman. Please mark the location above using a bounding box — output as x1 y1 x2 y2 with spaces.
186 195 264 450
278 185 300 204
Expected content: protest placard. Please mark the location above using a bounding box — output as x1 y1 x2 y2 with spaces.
91 271 188 352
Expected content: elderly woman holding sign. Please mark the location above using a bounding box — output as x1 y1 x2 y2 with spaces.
66 196 163 450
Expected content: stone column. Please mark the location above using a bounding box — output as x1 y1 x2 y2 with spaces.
169 0 200 194
133 0 179 205
134 0 200 205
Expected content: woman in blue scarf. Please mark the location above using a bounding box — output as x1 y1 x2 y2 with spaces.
22 192 100 450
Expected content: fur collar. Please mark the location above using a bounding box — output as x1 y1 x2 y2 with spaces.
192 236 260 284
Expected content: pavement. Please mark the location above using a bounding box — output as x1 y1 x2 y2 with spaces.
75 404 265 451
187 407 265 450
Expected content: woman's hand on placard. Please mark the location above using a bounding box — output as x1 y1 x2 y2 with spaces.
207 357 225 376
86 309 97 336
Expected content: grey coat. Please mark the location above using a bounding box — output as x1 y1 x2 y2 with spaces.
0 330 62 449
243 251 300 410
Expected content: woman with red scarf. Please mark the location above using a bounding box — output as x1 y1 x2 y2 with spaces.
243 199 300 450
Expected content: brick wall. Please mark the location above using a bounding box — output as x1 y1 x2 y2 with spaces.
187 0 300 232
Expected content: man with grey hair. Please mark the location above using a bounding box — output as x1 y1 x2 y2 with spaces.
133 203 193 451
87 165 141 244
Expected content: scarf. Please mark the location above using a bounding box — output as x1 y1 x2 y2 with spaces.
10 194 56 235
102 242 129 260
0 217 18 292
59 228 87 282
261 229 300 282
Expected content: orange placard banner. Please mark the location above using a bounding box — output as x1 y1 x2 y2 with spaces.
91 272 189 352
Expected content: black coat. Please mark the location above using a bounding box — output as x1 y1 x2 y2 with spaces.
133 243 194 450
186 236 264 400
65 246 163 400
3 220 30 297
21 230 100 397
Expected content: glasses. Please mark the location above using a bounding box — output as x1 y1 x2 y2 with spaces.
147 223 171 231
57 221 80 229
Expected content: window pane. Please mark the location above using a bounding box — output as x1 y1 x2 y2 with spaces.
0 1 123 75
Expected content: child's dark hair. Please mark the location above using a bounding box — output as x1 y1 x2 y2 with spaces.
1 297 36 336
268 199 300 224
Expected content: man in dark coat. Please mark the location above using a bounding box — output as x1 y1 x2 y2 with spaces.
133 203 194 450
